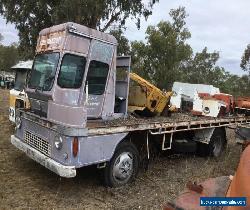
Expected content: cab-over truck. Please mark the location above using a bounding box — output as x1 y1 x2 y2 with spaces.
11 22 250 187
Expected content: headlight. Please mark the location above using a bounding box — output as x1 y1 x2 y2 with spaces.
15 116 22 129
54 135 63 150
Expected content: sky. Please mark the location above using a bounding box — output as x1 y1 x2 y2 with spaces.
1 0 250 75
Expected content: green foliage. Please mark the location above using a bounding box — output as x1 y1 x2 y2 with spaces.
183 47 224 84
241 44 250 73
221 74 250 96
182 48 250 96
131 7 193 89
109 29 130 56
0 0 158 58
0 43 19 72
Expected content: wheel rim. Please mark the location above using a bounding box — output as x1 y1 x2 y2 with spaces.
212 136 223 157
112 152 133 182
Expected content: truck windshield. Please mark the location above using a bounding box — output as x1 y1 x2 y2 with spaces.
28 53 59 91
14 70 28 91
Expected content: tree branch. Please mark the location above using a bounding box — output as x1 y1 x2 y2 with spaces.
101 10 121 32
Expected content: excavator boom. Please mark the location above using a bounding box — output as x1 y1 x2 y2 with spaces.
128 72 173 116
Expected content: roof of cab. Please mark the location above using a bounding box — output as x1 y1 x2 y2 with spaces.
11 60 33 70
39 22 117 45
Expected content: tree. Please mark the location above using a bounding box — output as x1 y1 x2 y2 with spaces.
182 47 250 96
130 7 237 94
131 7 193 89
109 29 130 55
0 43 19 72
0 33 3 43
0 0 158 58
183 47 224 84
241 44 250 73
222 74 250 96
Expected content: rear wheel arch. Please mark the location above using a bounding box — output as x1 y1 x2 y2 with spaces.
197 127 227 157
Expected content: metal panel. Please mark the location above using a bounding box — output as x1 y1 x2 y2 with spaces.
194 128 215 144
172 82 220 98
64 35 90 55
90 41 114 64
76 132 128 167
47 101 87 128
11 60 33 69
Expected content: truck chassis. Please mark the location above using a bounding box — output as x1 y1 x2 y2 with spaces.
12 109 250 186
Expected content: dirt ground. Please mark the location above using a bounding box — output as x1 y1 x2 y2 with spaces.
0 89 242 210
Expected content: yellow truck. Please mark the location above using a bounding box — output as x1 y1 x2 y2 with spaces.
9 60 32 123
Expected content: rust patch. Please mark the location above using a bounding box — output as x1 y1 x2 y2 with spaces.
36 31 66 53
186 181 203 194
166 176 231 210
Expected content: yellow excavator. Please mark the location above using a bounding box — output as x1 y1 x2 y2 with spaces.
128 72 174 117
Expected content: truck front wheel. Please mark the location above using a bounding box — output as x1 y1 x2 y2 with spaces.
104 142 139 187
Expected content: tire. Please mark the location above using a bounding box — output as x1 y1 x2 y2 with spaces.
197 128 227 158
104 142 139 187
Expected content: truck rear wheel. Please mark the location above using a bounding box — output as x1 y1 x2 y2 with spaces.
197 128 227 158
104 142 139 187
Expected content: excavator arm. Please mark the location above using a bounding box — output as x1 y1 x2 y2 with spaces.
128 72 173 116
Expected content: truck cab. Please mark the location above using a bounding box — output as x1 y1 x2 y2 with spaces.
9 60 32 123
26 22 129 125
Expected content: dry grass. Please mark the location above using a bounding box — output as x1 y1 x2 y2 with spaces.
0 89 242 209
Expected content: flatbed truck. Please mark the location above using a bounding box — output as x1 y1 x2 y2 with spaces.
11 22 250 187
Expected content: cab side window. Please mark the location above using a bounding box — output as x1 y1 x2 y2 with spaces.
58 54 86 89
86 60 109 95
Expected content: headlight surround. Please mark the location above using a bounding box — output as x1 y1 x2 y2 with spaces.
54 135 63 150
203 106 210 114
15 116 22 129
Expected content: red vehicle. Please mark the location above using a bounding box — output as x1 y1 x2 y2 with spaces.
213 93 234 115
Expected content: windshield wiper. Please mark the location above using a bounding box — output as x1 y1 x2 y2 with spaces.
42 75 54 91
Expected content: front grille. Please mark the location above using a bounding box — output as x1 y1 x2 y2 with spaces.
24 131 51 157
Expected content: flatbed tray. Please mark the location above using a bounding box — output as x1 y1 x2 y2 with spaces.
87 113 250 135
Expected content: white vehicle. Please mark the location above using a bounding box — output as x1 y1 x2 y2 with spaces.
9 60 33 122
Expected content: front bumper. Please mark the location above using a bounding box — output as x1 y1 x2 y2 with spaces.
11 135 76 178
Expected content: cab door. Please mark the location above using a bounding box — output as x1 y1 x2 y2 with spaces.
85 40 115 119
